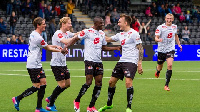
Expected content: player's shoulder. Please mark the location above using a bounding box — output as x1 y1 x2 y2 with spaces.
99 30 105 35
129 29 139 35
172 24 177 28
53 30 63 38
30 30 42 39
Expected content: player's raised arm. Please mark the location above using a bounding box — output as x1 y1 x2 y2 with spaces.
175 34 182 52
136 43 143 75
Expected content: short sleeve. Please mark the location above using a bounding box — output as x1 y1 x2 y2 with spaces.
174 25 177 34
78 29 88 39
37 37 48 48
56 32 65 42
155 25 161 36
135 33 142 45
102 35 107 45
111 33 120 42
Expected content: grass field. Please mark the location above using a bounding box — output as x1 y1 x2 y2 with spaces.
0 61 200 112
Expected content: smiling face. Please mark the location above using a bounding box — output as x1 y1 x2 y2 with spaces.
38 20 46 32
118 17 127 31
165 14 174 26
93 17 104 30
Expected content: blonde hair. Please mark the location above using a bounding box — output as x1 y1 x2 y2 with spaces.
165 13 174 19
59 17 71 28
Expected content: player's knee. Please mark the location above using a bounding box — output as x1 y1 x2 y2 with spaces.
109 80 115 87
59 83 66 88
86 81 92 85
167 64 172 69
95 80 102 86
125 82 132 88
65 84 70 88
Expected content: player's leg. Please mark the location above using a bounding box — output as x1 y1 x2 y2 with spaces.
164 57 173 91
124 63 137 111
155 52 166 78
36 69 49 112
12 68 41 111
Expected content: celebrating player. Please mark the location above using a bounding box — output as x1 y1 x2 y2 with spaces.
154 13 182 91
98 14 143 112
45 17 75 111
62 16 121 112
12 17 62 112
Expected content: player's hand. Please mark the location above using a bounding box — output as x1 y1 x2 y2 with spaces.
158 38 163 42
56 46 63 50
61 48 68 55
117 46 122 51
179 45 182 52
137 64 143 75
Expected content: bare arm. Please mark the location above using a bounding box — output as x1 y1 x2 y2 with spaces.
105 36 116 42
175 33 182 52
102 45 121 51
61 35 80 54
146 19 151 27
136 43 143 75
155 35 162 42
43 45 62 52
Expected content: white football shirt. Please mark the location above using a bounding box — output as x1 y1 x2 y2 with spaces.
155 23 177 53
50 30 74 66
78 28 107 62
26 30 48 68
111 29 142 64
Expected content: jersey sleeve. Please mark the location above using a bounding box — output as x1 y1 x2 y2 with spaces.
102 34 107 45
135 33 142 45
155 25 161 36
174 25 177 34
37 36 48 48
78 29 88 39
111 33 120 42
56 32 65 42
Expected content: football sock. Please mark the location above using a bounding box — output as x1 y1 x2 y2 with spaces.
49 85 66 106
37 85 46 108
17 86 39 101
89 85 102 107
127 86 134 109
156 66 160 74
75 83 90 102
165 70 172 86
107 87 116 106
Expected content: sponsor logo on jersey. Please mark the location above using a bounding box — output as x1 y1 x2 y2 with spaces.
88 30 94 33
155 29 159 33
128 32 132 35
94 38 100 44
80 31 85 36
121 39 126 45
58 33 63 38
121 32 125 35
40 40 45 45
172 26 176 29
162 26 167 28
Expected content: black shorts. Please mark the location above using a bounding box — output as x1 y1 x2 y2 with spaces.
27 68 46 83
157 51 175 65
51 66 70 81
112 62 137 80
84 60 103 77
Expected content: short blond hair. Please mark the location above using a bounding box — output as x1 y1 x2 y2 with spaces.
165 13 174 19
59 17 71 28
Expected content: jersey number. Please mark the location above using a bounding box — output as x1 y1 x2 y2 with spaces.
167 33 173 38
94 38 100 44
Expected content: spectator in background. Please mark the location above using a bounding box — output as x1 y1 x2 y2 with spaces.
10 35 17 44
122 0 128 11
151 2 158 16
179 12 185 23
175 3 181 16
164 3 172 15
17 34 26 44
6 37 11 44
157 4 165 17
131 15 140 32
145 7 153 17
22 0 33 17
45 5 51 21
111 8 120 23
14 0 21 17
67 0 75 24
39 0 45 18
7 0 14 15
50 9 57 19
171 4 176 15
177 29 182 40
185 11 192 23
146 26 152 42
105 13 111 28
182 26 190 42
60 1 66 17
49 18 56 39
138 19 151 41
0 17 8 34
9 11 17 35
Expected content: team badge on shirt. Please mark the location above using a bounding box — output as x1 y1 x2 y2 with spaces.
94 38 100 44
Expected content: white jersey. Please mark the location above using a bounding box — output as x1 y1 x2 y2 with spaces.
155 23 177 53
78 28 107 62
26 30 48 68
50 30 74 66
111 29 142 64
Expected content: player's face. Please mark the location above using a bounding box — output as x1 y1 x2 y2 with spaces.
39 20 46 32
118 17 126 30
96 19 104 30
165 15 174 26
64 20 72 31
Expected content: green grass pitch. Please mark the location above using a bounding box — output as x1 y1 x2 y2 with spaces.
0 61 199 112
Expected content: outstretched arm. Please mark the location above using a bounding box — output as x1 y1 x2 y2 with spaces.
44 45 62 52
175 34 182 52
102 45 121 51
61 35 80 54
105 36 116 42
136 43 143 75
